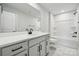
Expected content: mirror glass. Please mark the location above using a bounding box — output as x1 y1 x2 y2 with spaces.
0 3 41 33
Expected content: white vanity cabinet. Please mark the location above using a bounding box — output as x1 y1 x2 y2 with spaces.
29 35 49 56
0 32 49 56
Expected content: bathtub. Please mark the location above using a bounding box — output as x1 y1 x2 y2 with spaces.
51 36 79 49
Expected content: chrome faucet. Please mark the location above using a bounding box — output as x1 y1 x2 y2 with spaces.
26 28 33 34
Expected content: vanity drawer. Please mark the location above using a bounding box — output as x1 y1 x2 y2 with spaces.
29 35 48 47
15 50 28 56
2 41 27 56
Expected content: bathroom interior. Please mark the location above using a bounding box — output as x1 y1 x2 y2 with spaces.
0 3 79 56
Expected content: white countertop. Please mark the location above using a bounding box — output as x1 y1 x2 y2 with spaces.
0 31 49 47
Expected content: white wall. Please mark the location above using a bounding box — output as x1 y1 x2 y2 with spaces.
76 5 79 55
0 5 1 32
40 9 49 33
76 6 79 40
0 4 40 32
54 11 75 38
50 13 55 36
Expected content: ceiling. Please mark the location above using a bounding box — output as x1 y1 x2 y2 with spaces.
40 3 79 15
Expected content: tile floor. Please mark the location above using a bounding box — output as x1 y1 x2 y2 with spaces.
48 38 79 56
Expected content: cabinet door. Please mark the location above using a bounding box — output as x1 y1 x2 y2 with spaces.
29 44 40 56
40 41 46 56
